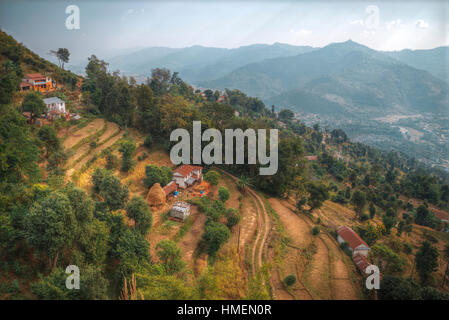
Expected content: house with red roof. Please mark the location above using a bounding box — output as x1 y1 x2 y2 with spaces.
20 73 55 92
352 253 373 274
337 226 370 257
172 164 203 189
163 181 178 197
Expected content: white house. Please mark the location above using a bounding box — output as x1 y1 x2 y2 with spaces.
43 97 66 114
337 226 370 257
172 164 203 189
169 201 191 221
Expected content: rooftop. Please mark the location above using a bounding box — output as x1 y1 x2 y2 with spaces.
43 97 64 105
337 226 369 250
173 164 203 177
25 73 46 80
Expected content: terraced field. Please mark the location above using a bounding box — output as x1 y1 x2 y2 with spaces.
268 198 361 300
61 119 124 180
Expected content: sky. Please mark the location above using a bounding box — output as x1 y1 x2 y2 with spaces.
0 0 448 64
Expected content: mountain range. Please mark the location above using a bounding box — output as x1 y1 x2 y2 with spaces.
90 40 448 119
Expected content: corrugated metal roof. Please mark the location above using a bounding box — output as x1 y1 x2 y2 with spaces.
43 97 64 105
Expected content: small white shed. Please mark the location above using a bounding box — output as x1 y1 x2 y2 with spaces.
169 201 191 221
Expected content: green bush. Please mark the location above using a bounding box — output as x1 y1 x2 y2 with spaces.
284 274 296 286
218 186 230 202
312 226 320 235
144 135 153 149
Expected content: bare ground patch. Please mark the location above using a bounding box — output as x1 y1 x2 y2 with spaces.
63 118 104 149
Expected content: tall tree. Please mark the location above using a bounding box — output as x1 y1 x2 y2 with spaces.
21 91 46 121
50 48 70 70
126 196 152 236
415 241 439 285
24 191 77 269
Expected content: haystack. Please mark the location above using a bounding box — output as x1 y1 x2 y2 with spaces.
146 183 166 207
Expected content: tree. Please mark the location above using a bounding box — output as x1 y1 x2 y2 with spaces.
202 221 230 255
226 208 241 229
284 274 296 286
50 48 70 69
382 215 396 234
21 91 46 121
116 229 150 277
237 175 253 194
369 203 376 219
24 191 77 269
204 171 220 186
0 60 22 105
92 168 129 211
306 182 329 211
378 276 422 300
119 139 136 172
37 125 61 157
143 165 173 188
351 190 366 216
218 186 230 202
143 135 153 149
278 109 294 121
126 196 152 236
155 240 186 275
415 205 437 228
415 241 439 286
31 265 108 300
0 110 40 183
369 244 406 275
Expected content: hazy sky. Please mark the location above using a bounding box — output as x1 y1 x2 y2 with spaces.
0 0 448 64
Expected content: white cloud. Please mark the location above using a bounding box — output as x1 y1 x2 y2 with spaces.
350 19 364 26
290 28 312 36
415 19 429 29
385 19 403 30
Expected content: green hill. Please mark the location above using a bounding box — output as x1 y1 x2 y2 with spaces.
200 40 448 117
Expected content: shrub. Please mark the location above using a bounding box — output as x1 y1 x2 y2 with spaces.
403 241 413 254
312 226 320 235
144 135 153 149
204 171 220 186
218 186 230 202
284 274 296 286
226 208 241 229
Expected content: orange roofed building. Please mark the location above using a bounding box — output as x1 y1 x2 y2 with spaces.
337 226 370 257
172 164 203 189
20 73 55 92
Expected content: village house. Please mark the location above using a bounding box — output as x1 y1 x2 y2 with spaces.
43 97 66 118
20 73 55 92
172 164 203 189
337 226 370 256
163 181 178 198
352 253 373 274
169 201 191 221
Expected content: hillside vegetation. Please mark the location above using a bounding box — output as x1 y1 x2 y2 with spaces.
1 30 449 300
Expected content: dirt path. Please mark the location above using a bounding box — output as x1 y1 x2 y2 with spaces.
321 234 360 300
219 170 271 275
178 208 207 271
268 198 311 247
